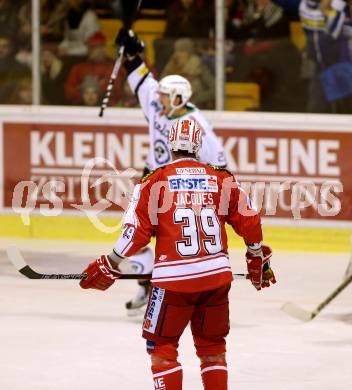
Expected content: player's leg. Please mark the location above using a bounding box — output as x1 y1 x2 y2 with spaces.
147 341 183 390
191 284 231 390
124 246 154 315
142 286 197 389
195 337 228 390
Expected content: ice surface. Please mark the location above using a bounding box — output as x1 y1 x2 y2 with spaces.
0 239 351 390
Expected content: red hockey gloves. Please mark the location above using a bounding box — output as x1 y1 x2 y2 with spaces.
80 255 121 291
115 28 144 58
245 245 276 291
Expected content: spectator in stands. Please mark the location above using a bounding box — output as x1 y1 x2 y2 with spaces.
117 80 139 108
41 0 68 43
16 1 32 68
299 0 352 113
225 0 305 112
7 78 32 105
154 0 215 73
80 76 100 106
58 0 100 58
227 0 290 40
41 43 68 105
161 38 215 109
0 33 30 104
164 0 214 38
64 31 122 105
0 0 20 41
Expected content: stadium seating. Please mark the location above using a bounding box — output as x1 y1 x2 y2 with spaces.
225 82 260 111
100 19 166 64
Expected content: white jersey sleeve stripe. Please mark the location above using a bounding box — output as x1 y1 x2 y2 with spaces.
152 255 231 279
152 267 232 284
154 253 226 268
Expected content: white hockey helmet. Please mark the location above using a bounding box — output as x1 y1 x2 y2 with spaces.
168 119 202 155
158 75 192 111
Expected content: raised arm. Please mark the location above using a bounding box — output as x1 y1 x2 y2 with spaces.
116 28 159 117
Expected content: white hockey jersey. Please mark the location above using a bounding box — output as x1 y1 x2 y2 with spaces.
127 62 227 171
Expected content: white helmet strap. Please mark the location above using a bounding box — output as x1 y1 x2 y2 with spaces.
169 93 186 117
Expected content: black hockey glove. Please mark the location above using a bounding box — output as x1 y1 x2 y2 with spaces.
115 28 144 57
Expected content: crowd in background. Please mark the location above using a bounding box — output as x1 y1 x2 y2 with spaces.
0 0 351 113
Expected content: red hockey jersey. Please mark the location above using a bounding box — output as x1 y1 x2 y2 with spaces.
113 158 263 292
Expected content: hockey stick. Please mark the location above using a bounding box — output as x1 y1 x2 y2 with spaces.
281 272 352 321
7 246 249 281
344 235 352 279
7 246 147 280
344 256 352 279
98 0 142 117
98 45 124 117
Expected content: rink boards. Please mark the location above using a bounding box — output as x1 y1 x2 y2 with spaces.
0 213 350 253
0 106 351 251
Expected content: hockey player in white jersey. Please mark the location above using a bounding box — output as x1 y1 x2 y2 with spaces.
116 29 226 172
115 28 227 314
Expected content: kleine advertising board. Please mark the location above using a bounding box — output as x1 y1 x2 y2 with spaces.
2 117 351 224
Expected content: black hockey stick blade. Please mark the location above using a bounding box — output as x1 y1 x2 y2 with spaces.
281 273 352 321
7 246 248 281
6 246 151 280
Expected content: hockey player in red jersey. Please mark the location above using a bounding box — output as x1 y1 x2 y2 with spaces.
80 119 276 389
115 28 227 314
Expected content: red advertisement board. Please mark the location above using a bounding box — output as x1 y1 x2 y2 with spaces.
3 122 352 221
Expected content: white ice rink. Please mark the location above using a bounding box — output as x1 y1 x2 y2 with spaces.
0 239 351 390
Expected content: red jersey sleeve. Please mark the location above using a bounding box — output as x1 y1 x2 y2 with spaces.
224 174 263 244
112 169 161 257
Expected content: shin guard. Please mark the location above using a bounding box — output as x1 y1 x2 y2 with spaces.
152 363 183 390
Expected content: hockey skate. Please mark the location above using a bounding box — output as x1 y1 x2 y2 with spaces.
125 280 151 317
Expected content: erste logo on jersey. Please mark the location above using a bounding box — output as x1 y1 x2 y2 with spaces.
168 174 218 192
